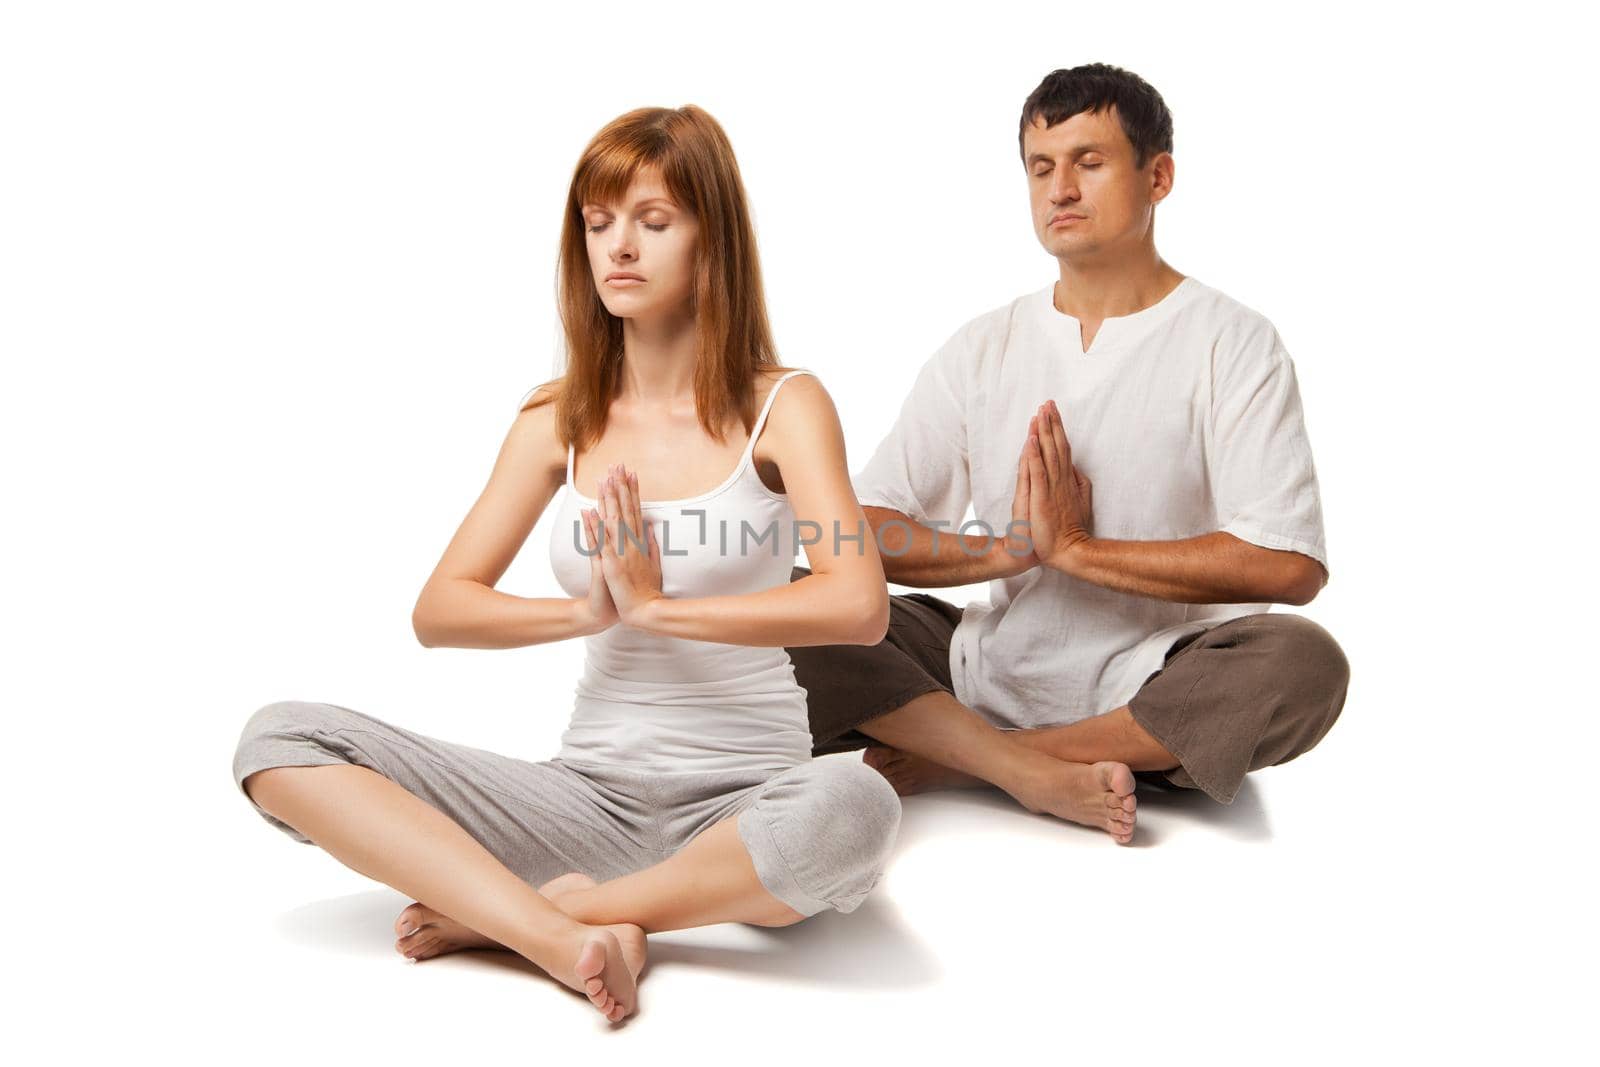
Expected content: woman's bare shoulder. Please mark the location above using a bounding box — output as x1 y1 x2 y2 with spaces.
508 381 569 482
756 364 827 403
517 379 563 414
759 366 837 442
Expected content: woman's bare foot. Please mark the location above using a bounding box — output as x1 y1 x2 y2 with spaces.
539 874 646 982
394 901 499 960
863 745 988 793
1015 759 1138 844
562 926 636 1022
395 881 647 974
395 904 635 1022
393 874 647 1021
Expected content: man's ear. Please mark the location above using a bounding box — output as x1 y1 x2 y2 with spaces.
1150 152 1176 206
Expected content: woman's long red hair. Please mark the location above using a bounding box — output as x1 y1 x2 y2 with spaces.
522 106 793 449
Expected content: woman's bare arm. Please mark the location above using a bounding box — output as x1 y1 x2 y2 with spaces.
411 387 610 649
626 373 890 647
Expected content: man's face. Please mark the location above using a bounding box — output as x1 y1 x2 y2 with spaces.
582 167 699 322
1023 106 1169 261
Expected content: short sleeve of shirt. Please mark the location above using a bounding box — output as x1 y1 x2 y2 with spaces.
1209 317 1330 576
850 325 974 529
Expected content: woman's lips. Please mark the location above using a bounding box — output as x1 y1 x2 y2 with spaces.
605 277 645 287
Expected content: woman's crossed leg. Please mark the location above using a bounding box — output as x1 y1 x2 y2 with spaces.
233 702 900 1020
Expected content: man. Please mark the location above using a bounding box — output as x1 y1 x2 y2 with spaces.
785 63 1349 845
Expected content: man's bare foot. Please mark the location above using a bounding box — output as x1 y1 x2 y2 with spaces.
1015 760 1138 844
394 873 647 985
861 744 1137 843
863 745 988 793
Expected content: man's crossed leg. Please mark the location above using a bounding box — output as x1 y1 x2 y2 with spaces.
784 566 1350 841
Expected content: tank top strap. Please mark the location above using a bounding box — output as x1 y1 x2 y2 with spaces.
565 440 576 487
741 369 815 462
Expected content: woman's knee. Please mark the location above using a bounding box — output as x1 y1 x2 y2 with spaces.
233 700 353 795
807 759 902 902
744 758 901 917
830 759 903 845
237 699 324 750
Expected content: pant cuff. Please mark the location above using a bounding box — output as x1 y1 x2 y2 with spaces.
1125 698 1241 804
735 805 832 918
232 744 352 841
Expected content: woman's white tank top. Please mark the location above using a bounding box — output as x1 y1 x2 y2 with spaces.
545 369 816 773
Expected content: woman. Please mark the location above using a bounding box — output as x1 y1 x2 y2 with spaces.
232 106 900 1024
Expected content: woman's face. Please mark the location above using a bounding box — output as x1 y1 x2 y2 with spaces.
582 169 698 323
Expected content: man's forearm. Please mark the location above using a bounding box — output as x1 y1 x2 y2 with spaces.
865 506 1030 587
1052 531 1325 605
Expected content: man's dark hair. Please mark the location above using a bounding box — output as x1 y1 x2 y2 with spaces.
1018 63 1174 168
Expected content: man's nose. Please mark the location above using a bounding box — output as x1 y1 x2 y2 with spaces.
1049 167 1079 204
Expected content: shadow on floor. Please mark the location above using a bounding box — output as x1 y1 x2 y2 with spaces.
274 888 940 992
644 897 941 990
1133 773 1274 843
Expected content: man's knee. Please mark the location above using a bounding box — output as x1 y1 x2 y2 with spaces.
1254 614 1350 757
1263 614 1349 695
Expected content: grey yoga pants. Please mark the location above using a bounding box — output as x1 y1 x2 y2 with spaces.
231 700 901 917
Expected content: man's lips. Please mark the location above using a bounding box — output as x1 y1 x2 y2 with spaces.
1050 213 1087 226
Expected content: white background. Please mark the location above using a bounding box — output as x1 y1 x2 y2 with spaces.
4 1 1593 1063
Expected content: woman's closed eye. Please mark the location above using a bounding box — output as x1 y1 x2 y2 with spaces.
586 220 670 233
